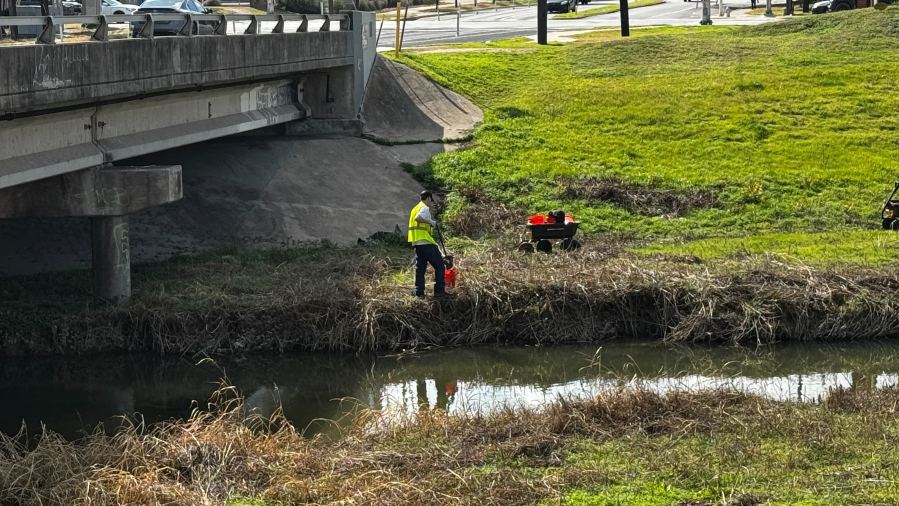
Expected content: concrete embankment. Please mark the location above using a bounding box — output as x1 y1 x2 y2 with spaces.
0 57 482 277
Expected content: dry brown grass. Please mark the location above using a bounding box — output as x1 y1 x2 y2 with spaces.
7 243 899 355
351 248 899 350
7 380 899 505
559 176 721 218
443 187 523 238
0 383 786 505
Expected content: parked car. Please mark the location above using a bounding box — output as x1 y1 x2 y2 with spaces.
18 0 82 15
813 0 894 12
547 0 577 13
102 0 138 14
131 0 212 36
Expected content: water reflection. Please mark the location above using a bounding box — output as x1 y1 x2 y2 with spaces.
2 341 899 439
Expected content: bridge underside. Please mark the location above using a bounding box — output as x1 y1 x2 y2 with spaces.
0 11 379 301
0 69 355 190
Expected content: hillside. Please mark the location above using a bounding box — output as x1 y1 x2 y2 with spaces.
399 9 899 264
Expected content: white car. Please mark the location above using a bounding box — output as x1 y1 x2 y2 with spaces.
102 0 139 14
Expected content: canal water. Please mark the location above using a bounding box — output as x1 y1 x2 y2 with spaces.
3 341 899 439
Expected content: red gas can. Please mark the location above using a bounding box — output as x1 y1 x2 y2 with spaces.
444 267 457 289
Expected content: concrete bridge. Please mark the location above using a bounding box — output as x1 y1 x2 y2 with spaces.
0 11 377 301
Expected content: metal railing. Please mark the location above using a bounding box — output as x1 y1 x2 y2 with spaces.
0 12 350 44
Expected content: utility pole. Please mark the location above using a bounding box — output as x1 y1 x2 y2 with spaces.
395 0 401 56
764 0 773 16
537 0 546 44
7 0 17 40
619 0 629 36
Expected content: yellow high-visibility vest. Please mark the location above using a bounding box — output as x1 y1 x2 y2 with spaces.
408 201 436 245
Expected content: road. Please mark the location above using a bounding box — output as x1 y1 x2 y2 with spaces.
4 1 774 48
375 0 777 48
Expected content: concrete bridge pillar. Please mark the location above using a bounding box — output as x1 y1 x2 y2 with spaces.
0 165 182 302
91 215 130 302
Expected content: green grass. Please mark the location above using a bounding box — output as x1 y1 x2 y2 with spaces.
556 417 899 505
396 9 899 263
555 0 665 20
638 229 899 266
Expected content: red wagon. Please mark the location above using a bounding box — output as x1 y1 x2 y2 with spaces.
517 210 581 253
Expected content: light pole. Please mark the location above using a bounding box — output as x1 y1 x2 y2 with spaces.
537 0 546 44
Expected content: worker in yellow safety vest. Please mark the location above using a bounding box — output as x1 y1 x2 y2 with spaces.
408 190 446 298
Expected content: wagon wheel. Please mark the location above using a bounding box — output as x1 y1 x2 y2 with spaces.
560 238 581 251
517 242 536 254
536 240 553 254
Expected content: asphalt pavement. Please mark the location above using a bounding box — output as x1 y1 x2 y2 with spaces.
374 0 779 48
78 0 780 48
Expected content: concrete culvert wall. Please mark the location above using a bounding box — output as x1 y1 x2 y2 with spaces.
362 56 483 143
0 58 484 277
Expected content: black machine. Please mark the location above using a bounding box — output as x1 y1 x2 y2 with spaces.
883 182 899 230
517 210 581 253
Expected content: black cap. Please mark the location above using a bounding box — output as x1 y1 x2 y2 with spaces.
420 190 433 201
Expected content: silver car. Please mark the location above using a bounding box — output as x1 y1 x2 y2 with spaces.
131 0 212 36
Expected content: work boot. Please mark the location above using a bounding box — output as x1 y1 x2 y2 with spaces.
412 291 426 299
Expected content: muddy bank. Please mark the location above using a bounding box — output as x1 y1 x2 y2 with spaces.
3 244 899 355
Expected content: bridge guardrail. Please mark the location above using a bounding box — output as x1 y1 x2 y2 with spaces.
0 12 351 44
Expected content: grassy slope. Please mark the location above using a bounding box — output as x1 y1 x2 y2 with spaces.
397 10 899 263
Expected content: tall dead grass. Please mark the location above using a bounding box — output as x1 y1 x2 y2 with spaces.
0 382 791 505
7 245 899 355
5 382 894 505
352 249 899 350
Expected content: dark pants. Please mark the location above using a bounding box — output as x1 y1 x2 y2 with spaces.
414 244 445 296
